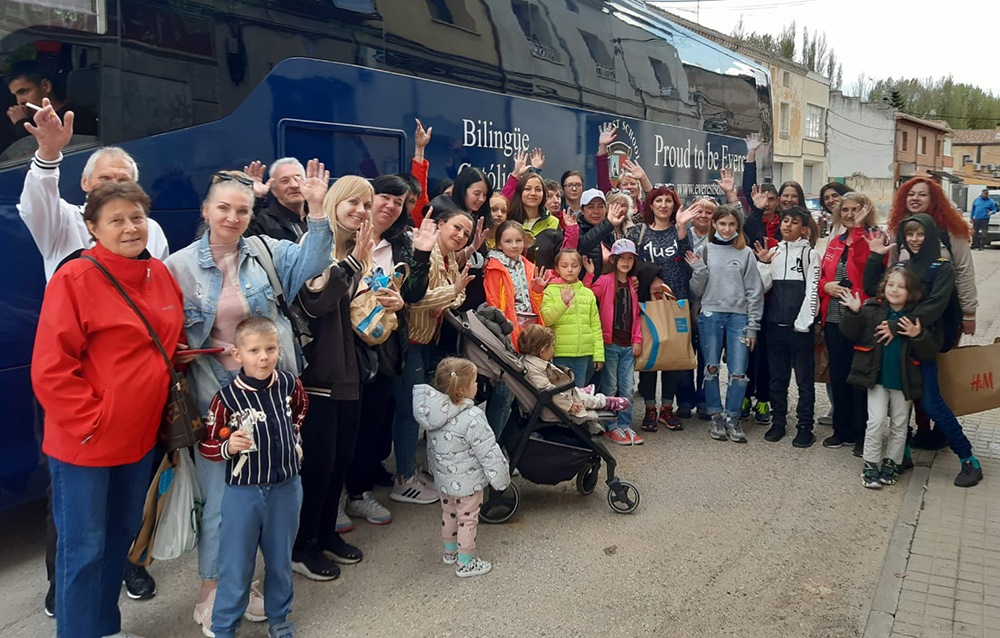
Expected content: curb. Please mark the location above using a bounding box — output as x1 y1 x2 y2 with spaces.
861 454 935 638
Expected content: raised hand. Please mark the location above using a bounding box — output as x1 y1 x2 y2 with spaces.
471 217 487 251
560 286 576 307
24 98 75 161
414 118 432 152
837 289 862 313
675 204 697 226
898 316 922 337
753 240 774 264
745 133 762 151
622 158 647 183
751 184 768 210
582 256 595 276
300 158 330 217
866 229 890 255
412 215 440 252
532 266 550 291
598 122 618 153
454 263 475 296
351 220 375 263
608 201 628 227
530 147 546 170
714 167 736 194
562 208 578 227
684 250 701 266
243 160 271 198
512 150 529 178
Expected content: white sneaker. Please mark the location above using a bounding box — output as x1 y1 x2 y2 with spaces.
345 492 393 525
455 556 492 578
335 492 354 533
443 551 459 565
390 475 439 504
243 580 266 622
192 589 216 638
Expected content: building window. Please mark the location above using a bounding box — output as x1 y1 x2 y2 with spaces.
936 139 942 158
779 102 790 138
901 131 908 152
803 163 815 193
580 30 615 81
806 104 825 140
424 0 477 31
782 71 790 87
919 135 927 155
963 154 973 165
648 57 675 97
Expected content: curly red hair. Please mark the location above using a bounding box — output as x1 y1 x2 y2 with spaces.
888 176 971 241
642 186 681 226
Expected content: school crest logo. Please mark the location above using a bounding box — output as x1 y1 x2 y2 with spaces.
605 119 640 183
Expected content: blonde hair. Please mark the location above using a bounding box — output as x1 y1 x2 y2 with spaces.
713 205 747 250
322 175 375 261
204 170 254 208
433 357 478 405
835 192 879 229
518 324 556 357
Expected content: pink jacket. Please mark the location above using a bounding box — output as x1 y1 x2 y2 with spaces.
586 271 641 346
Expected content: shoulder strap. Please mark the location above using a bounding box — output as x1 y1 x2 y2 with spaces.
82 256 175 375
638 223 647 247
245 235 285 301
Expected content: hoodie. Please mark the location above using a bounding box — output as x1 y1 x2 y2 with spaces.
757 237 821 332
412 384 511 497
862 213 961 351
689 239 765 338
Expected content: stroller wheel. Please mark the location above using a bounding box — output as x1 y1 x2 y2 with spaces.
479 482 519 524
576 460 601 496
607 481 640 514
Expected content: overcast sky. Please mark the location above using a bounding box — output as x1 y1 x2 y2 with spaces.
649 0 1000 98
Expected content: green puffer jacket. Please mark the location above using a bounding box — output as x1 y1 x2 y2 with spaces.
540 280 605 361
840 298 940 401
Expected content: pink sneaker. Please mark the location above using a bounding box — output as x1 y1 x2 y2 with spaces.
603 396 630 411
580 384 595 395
244 580 266 622
193 589 216 638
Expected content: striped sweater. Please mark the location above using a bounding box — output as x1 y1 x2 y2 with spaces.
405 244 466 344
201 370 308 486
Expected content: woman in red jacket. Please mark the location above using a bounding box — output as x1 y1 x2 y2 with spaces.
31 181 185 638
817 192 882 453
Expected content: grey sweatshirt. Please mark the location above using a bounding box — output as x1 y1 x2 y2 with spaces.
689 241 765 337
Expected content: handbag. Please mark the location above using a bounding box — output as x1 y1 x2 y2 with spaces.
127 451 177 566
938 337 1000 417
635 291 697 372
151 449 203 560
83 256 206 451
351 263 408 346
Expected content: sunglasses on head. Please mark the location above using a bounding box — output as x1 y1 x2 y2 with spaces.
212 172 255 187
653 183 675 191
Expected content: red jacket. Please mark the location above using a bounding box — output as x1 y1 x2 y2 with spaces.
411 158 430 226
483 255 543 347
32 243 185 466
818 227 882 324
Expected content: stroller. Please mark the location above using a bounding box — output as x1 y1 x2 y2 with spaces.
444 310 640 522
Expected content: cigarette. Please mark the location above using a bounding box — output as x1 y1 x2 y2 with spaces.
26 102 42 112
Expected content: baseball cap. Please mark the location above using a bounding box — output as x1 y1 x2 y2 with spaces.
611 238 637 256
580 188 606 207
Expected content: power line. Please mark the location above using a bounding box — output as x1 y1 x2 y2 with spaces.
827 109 896 132
827 125 895 146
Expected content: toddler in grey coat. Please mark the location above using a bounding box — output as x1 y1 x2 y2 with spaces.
413 357 510 578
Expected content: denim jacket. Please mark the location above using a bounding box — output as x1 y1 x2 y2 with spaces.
165 218 333 414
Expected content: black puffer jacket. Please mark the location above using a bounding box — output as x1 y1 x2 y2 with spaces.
839 298 939 400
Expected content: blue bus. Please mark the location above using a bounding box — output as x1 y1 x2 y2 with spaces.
0 0 772 508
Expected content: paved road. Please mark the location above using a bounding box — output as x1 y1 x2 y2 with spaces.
3 248 999 638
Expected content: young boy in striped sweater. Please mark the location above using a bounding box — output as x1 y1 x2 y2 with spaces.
201 317 309 638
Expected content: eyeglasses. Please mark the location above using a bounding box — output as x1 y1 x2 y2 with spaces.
564 183 584 190
211 172 255 187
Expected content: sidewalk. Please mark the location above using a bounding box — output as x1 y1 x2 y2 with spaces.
866 249 1000 638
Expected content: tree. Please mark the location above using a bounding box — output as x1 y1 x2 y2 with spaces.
732 20 837 82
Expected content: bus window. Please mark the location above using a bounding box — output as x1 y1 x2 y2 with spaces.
279 120 406 179
0 44 101 163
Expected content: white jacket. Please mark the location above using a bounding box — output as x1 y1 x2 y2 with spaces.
412 384 510 497
756 237 820 333
18 153 169 282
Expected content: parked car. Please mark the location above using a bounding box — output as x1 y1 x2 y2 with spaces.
805 195 829 237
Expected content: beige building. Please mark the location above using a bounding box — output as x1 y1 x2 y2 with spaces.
649 6 830 193
952 126 1000 189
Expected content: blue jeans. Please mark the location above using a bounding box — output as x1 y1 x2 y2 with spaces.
392 342 444 479
602 344 635 431
48 450 154 638
212 476 302 638
485 381 514 439
197 368 238 581
698 312 751 417
553 356 593 388
677 328 706 411
920 360 973 459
